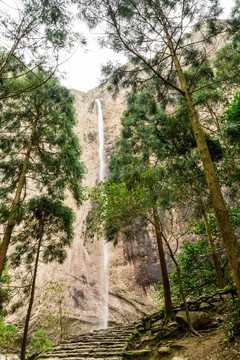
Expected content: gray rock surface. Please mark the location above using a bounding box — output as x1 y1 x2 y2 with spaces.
175 310 211 330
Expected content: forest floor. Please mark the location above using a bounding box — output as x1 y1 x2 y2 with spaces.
130 323 240 359
148 328 240 360
169 326 240 360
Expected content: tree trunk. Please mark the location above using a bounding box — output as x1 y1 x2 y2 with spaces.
202 209 224 289
21 224 44 360
0 118 38 278
161 231 194 332
152 206 174 321
164 29 240 299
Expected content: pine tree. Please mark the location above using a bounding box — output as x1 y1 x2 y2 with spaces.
0 70 85 278
0 0 84 99
9 196 74 360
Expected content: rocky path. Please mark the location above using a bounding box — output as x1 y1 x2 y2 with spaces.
37 325 135 360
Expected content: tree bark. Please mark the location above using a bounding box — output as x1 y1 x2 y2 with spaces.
202 208 224 289
152 206 174 321
0 118 38 278
21 223 44 360
164 27 240 299
161 230 195 332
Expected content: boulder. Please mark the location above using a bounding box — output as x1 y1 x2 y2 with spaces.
175 310 211 330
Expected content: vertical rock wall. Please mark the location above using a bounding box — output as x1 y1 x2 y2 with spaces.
8 86 162 337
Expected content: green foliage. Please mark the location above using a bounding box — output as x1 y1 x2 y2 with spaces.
222 92 240 153
0 0 83 100
87 181 147 243
0 71 85 212
10 196 74 269
0 318 16 347
38 280 71 341
190 206 240 239
0 264 10 315
222 297 240 340
28 329 53 355
156 239 228 302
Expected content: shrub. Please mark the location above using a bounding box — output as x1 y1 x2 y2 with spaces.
28 329 53 355
0 318 16 347
222 297 240 340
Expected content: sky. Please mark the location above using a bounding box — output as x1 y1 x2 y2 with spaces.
59 23 127 93
59 0 235 93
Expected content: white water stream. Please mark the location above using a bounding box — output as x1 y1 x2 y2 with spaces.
95 99 109 329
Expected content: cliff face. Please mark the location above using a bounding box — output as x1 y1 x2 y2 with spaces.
64 87 162 331
8 85 163 337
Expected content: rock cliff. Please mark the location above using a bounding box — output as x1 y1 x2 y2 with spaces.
8 85 167 338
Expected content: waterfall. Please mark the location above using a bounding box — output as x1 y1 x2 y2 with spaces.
95 99 109 329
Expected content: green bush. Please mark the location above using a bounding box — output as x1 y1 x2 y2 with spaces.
222 297 240 340
0 318 16 347
155 239 231 303
28 329 53 355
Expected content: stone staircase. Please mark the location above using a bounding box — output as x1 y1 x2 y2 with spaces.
37 324 136 360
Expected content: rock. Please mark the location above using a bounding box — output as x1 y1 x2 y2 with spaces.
175 311 211 330
200 302 211 309
158 346 171 354
152 319 163 327
221 293 232 300
212 301 223 307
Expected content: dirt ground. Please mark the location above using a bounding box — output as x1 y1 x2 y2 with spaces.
168 327 240 360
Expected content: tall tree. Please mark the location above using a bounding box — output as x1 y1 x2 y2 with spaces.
0 0 84 99
9 196 74 360
0 71 85 278
79 0 240 297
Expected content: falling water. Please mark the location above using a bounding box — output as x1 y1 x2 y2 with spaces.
95 99 109 329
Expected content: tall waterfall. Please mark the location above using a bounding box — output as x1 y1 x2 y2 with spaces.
95 99 109 329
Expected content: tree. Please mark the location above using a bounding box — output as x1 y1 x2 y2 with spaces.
10 196 74 360
79 0 240 297
113 92 226 290
88 179 175 320
0 71 85 278
38 280 71 341
0 0 84 99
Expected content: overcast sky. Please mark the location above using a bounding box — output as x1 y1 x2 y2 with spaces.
59 0 235 93
59 23 127 93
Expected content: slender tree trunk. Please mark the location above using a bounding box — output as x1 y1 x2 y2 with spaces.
202 209 224 289
160 229 195 332
164 28 240 298
0 17 25 80
0 119 38 278
152 206 174 321
21 224 44 360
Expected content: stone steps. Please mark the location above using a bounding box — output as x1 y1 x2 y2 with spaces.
37 325 135 360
